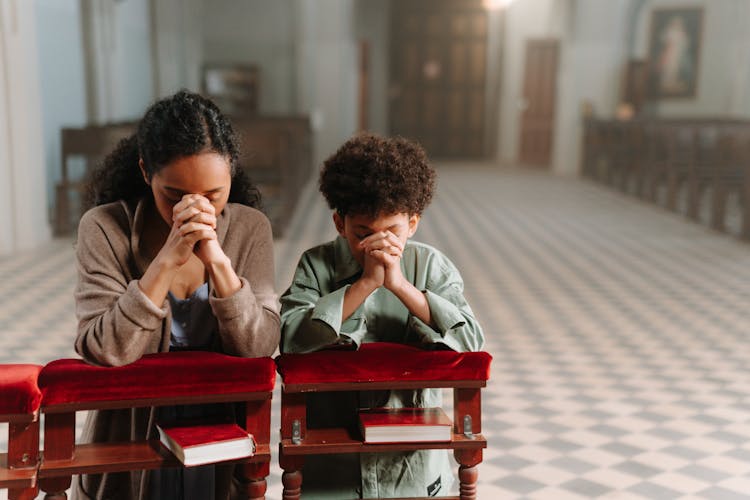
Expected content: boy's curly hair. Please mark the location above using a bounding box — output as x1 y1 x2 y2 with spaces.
319 133 436 217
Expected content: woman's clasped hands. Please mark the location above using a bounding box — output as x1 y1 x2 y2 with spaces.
161 194 224 268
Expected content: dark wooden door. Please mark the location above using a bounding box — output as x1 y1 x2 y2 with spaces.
388 0 487 158
519 39 559 167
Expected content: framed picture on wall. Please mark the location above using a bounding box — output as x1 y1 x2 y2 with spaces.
646 7 703 99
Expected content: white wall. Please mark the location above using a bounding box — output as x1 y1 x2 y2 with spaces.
494 0 633 174
0 0 51 255
202 0 297 114
34 0 87 220
354 0 389 135
111 0 153 118
552 0 632 176
200 0 359 164
294 0 359 164
496 0 565 165
151 0 204 97
82 0 154 123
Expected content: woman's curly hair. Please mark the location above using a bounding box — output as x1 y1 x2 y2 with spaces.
319 133 436 217
86 89 260 209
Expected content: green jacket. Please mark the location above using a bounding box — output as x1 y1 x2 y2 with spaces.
280 236 484 498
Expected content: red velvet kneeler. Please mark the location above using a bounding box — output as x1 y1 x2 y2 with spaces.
0 364 42 499
276 342 492 385
39 351 276 408
0 364 43 416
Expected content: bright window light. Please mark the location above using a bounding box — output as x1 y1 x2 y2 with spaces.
483 0 517 10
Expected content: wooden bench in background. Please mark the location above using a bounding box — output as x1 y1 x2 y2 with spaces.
55 115 312 238
56 123 137 236
233 116 313 237
582 118 750 240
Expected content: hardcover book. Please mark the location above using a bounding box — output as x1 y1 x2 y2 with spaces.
358 407 452 444
156 422 255 467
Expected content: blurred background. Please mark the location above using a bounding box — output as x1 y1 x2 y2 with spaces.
3 1 750 499
3 0 749 252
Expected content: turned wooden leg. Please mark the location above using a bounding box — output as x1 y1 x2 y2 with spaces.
39 478 69 500
280 391 305 500
281 470 302 500
42 489 67 500
247 478 267 500
459 465 478 500
236 462 269 500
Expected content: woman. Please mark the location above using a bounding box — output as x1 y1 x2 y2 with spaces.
72 90 280 499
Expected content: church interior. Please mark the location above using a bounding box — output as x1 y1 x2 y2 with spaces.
2 0 750 498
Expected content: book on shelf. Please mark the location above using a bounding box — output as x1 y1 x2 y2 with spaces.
358 407 452 444
156 421 255 467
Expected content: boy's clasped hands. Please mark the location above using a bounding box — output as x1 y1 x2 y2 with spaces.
358 230 406 292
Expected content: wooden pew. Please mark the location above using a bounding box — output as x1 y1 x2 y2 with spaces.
707 124 750 233
581 117 750 241
36 352 275 500
0 364 42 500
641 121 672 204
56 116 313 238
233 116 313 237
275 343 492 500
56 123 136 235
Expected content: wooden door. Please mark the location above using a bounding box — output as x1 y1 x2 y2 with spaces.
519 39 559 167
389 0 487 158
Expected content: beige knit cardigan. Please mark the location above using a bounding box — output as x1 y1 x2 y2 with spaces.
71 198 280 500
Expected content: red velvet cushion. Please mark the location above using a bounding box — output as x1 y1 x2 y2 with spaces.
39 352 276 408
276 343 491 385
0 364 43 416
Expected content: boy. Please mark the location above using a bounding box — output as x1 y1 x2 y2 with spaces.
280 133 484 498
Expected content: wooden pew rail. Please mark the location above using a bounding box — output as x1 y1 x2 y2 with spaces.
275 343 492 500
35 352 276 500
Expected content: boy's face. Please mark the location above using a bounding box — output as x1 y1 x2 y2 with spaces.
333 211 420 266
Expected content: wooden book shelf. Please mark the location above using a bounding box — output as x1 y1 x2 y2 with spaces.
280 427 486 455
38 441 272 477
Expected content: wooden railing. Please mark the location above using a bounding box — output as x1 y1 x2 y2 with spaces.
581 118 750 239
0 353 275 500
233 116 314 237
2 345 492 500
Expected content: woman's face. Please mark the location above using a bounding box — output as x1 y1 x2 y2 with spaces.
141 152 232 226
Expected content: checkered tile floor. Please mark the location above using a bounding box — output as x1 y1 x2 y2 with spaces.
3 165 750 499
